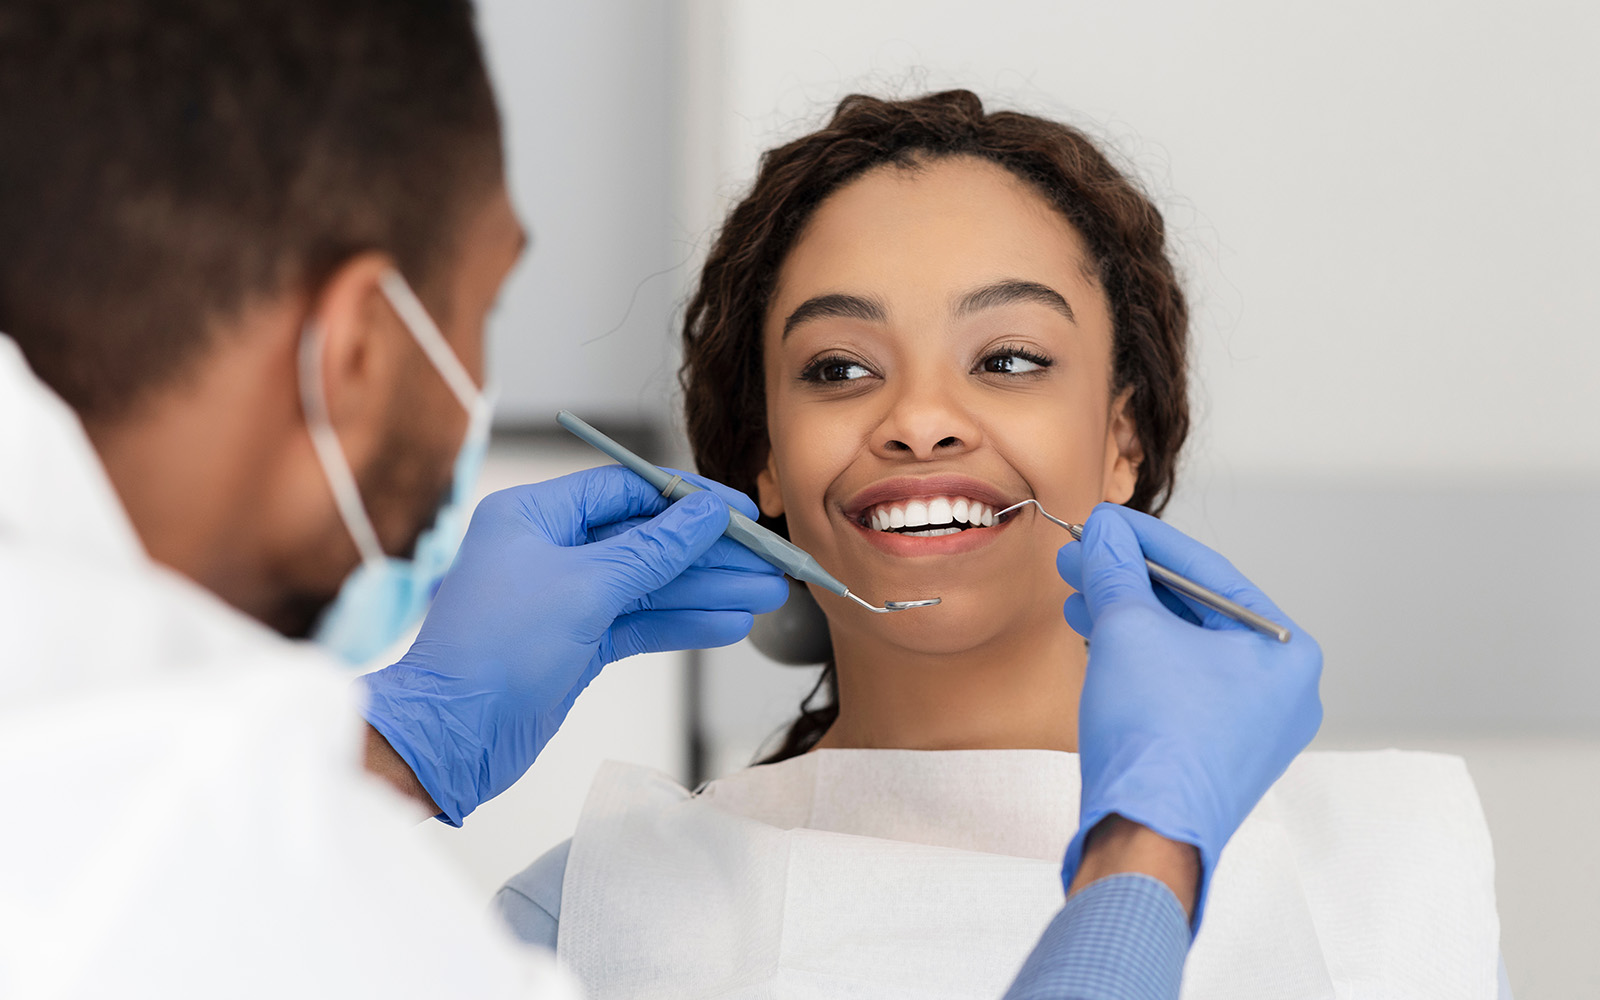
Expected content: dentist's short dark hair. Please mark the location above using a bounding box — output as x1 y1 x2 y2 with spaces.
0 0 502 420
679 90 1191 763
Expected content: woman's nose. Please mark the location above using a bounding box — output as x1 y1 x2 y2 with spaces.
870 380 982 461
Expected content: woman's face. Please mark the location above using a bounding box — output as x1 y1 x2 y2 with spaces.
757 156 1142 654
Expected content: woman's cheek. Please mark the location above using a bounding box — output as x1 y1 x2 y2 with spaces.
769 438 833 549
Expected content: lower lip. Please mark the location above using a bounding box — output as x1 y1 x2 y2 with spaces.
850 515 1015 556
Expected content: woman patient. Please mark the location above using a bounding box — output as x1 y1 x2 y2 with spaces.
497 91 1502 999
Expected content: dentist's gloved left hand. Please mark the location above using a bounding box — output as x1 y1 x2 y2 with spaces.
361 465 787 826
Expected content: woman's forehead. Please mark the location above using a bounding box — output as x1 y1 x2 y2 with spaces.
769 156 1104 325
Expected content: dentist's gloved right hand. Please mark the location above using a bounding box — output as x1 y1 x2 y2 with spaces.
1055 503 1323 927
362 465 787 827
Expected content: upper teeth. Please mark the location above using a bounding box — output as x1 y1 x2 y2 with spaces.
865 496 998 533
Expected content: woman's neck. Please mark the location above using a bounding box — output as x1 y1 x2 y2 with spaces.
814 614 1086 753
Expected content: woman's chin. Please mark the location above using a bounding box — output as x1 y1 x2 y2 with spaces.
818 586 1065 658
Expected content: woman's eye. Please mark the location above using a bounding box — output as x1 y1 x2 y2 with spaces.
978 349 1052 375
801 357 874 383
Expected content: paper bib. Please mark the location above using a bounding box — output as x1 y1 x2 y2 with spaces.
557 749 1498 1000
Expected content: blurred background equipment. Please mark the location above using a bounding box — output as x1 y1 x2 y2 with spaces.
429 3 1599 995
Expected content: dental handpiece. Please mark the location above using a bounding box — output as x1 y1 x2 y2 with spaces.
556 411 940 614
995 499 1291 643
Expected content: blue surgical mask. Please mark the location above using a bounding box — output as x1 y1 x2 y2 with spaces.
299 270 494 664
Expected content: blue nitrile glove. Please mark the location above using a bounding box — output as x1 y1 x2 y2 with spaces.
1055 503 1322 927
361 465 787 826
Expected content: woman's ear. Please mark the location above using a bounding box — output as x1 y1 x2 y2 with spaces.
1102 387 1144 505
755 446 786 519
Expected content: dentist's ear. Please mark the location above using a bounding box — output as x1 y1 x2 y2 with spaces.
755 446 787 519
295 251 412 521
1102 387 1144 505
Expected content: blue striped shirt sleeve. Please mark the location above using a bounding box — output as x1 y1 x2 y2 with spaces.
1002 874 1190 1000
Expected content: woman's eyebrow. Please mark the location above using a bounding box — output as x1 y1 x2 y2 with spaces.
955 279 1076 324
782 293 887 339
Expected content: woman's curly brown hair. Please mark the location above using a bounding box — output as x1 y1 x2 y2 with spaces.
679 90 1190 762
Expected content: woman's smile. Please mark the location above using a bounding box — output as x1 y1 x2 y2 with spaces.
839 473 1025 557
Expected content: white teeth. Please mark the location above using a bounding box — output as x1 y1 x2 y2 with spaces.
862 495 1004 534
904 499 929 527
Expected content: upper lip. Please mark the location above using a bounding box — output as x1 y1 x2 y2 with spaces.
842 475 1020 522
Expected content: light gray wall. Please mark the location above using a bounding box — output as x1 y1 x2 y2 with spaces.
1168 477 1600 736
474 0 683 430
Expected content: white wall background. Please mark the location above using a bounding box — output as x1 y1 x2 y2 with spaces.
441 3 1599 996
474 0 684 428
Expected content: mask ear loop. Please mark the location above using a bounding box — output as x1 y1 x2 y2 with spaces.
297 321 388 567
378 270 481 412
379 268 496 505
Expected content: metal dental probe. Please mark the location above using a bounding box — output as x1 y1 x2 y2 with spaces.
557 411 941 614
995 499 1291 643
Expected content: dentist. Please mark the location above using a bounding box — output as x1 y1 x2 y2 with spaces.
0 1 1320 998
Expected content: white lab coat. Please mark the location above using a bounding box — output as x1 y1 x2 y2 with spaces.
0 336 577 999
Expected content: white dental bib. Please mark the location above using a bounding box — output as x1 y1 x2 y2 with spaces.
557 749 1499 1000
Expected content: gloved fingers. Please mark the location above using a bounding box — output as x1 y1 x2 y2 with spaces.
1090 503 1239 587
589 519 780 576
499 464 751 546
669 468 762 522
581 468 761 541
586 513 650 542
620 565 788 616
1089 503 1294 627
1141 567 1294 639
1076 506 1165 620
1150 581 1207 626
688 536 785 576
1062 593 1092 637
1066 509 1291 635
1063 520 1180 613
588 490 733 599
478 465 673 546
604 609 757 661
1056 539 1084 591
1062 553 1203 630
1063 537 1199 627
